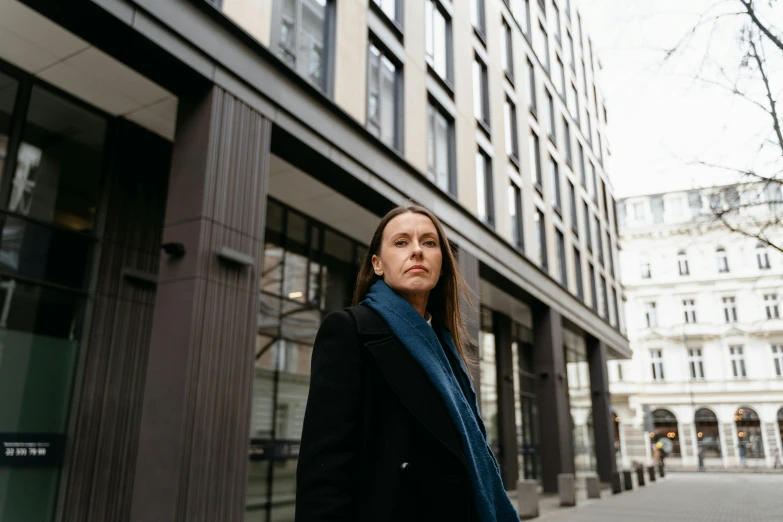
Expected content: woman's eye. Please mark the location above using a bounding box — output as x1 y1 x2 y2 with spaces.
424 240 437 247
395 240 407 247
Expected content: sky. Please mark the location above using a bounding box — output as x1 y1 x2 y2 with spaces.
580 0 783 198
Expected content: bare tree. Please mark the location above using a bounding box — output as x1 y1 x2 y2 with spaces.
667 0 783 252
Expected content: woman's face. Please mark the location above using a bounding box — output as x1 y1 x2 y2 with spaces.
372 212 443 303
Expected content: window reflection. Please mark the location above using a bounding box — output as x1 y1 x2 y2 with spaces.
249 199 363 521
0 71 18 177
479 307 499 457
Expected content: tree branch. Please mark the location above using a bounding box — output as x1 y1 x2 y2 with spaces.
748 36 783 158
717 212 783 254
740 0 783 53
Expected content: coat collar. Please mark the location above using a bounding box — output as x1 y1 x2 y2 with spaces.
349 305 467 467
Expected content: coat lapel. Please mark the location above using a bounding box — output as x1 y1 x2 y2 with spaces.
364 335 467 467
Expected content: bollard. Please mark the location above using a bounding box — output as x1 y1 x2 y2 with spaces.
611 471 623 495
623 470 634 491
586 475 601 499
647 465 656 482
558 473 576 507
516 480 539 520
635 466 645 486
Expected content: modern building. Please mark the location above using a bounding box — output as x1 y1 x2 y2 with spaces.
613 185 783 470
0 0 629 520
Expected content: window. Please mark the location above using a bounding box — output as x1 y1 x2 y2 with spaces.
584 201 592 251
606 231 614 276
535 22 550 71
538 0 546 16
716 247 729 273
765 294 780 319
563 117 572 165
688 348 705 380
640 254 651 279
683 299 697 324
556 230 567 286
650 349 665 381
476 149 494 226
471 0 486 35
590 163 598 202
597 132 603 163
594 216 603 263
678 250 689 276
730 346 746 378
567 30 576 70
367 42 402 150
535 210 548 269
617 361 623 381
586 162 595 199
589 262 598 313
373 0 400 24
555 56 565 97
545 91 556 139
549 156 561 210
578 142 586 186
426 0 452 83
568 181 577 234
757 243 771 269
526 59 537 114
600 275 609 319
501 18 514 79
574 247 584 300
567 82 579 121
644 301 658 328
529 132 542 190
552 1 562 42
278 0 334 91
426 101 455 194
473 56 490 128
509 182 524 250
612 287 619 327
581 59 588 99
584 108 593 144
723 296 738 323
632 201 645 221
772 344 783 377
505 98 519 159
514 0 531 37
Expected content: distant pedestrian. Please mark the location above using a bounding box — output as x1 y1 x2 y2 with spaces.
739 441 747 467
774 449 782 469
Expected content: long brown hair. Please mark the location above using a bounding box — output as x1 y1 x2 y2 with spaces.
352 204 476 367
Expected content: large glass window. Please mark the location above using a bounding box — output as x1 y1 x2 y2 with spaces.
568 82 579 123
568 180 577 234
574 247 583 301
426 101 455 194
651 409 680 457
426 0 452 83
548 156 560 210
0 75 107 522
589 262 597 313
479 308 499 459
545 91 555 140
535 22 550 71
556 229 567 287
695 408 721 458
501 18 514 79
554 56 565 97
366 42 402 151
583 200 592 251
535 209 547 270
278 0 334 91
563 116 572 165
566 342 594 473
529 132 542 191
735 407 764 459
471 0 486 35
249 200 365 521
526 59 537 114
511 321 538 479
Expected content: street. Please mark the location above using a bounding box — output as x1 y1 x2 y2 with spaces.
539 473 783 522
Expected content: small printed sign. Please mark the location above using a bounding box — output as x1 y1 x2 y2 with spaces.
249 438 301 461
0 433 64 467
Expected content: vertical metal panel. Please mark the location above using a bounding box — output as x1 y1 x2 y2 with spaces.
130 86 271 522
60 120 171 522
587 338 616 483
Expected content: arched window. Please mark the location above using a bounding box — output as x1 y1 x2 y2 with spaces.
695 408 721 458
651 408 680 457
716 247 729 273
757 243 771 270
735 407 764 460
677 250 689 276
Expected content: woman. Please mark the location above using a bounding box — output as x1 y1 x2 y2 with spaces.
295 205 518 522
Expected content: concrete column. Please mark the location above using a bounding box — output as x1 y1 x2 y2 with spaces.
587 337 616 483
129 86 272 522
494 311 520 489
533 307 574 493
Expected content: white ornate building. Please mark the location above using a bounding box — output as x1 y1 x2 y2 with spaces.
612 185 783 469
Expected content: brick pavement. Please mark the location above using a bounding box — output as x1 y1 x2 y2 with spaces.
535 473 783 522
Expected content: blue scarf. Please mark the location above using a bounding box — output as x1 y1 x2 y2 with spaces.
363 280 519 522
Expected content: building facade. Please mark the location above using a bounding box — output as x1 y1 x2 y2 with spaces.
613 186 783 470
0 0 629 520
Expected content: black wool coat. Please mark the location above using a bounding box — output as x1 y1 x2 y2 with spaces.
295 304 479 522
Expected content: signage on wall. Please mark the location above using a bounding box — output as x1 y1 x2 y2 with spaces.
249 438 301 461
0 433 64 467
